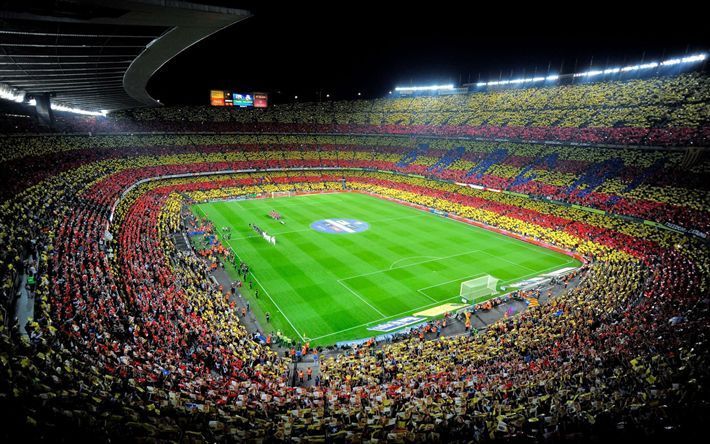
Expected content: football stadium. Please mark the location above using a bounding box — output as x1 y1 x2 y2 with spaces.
0 2 708 442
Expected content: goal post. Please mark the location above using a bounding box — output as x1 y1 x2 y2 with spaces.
271 191 292 199
460 275 500 305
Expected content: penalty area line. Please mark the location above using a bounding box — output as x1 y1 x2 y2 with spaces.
313 259 580 342
416 259 580 302
388 255 440 270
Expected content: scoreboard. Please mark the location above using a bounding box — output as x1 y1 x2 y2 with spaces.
210 90 268 108
253 92 268 108
209 90 226 106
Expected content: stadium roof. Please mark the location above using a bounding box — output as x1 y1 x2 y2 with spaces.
0 0 250 113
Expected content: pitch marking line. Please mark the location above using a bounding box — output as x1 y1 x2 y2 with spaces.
415 289 439 303
336 280 387 317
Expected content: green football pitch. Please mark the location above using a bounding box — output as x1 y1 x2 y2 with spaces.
193 192 580 346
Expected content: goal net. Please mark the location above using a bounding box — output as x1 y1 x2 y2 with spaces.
460 275 499 304
271 191 292 199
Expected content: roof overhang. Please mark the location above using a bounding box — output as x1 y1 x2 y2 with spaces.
0 0 251 113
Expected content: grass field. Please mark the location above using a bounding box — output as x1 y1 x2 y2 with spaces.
193 192 580 346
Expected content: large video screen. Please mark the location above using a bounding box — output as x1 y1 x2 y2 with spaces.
210 90 264 108
232 93 253 107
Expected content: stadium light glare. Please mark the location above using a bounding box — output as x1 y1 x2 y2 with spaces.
394 84 455 92
574 53 704 78
681 54 706 63
661 58 682 66
0 83 26 102
480 75 551 87
2 84 106 116
50 103 107 116
456 52 703 91
638 62 659 69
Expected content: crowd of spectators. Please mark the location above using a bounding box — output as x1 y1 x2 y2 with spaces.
113 73 709 147
0 115 708 441
3 153 707 440
2 133 707 235
2 72 708 146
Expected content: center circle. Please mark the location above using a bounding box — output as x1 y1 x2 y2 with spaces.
310 219 369 234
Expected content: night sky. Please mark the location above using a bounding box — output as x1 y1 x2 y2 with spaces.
147 2 709 105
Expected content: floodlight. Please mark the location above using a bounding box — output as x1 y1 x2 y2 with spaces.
0 84 25 102
661 58 682 66
397 51 705 96
680 54 706 63
394 84 455 92
51 103 107 116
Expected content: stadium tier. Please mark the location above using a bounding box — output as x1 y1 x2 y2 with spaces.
4 73 708 147
1 112 708 441
2 134 708 235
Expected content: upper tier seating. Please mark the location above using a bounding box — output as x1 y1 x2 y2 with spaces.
3 72 708 146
